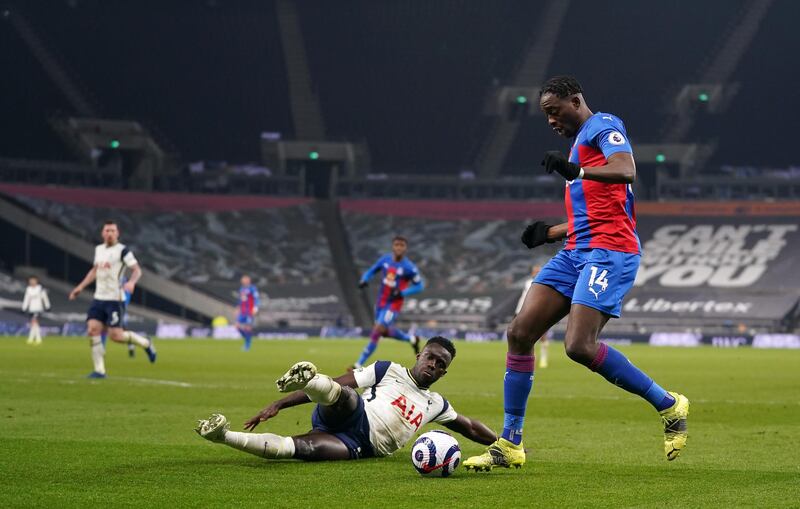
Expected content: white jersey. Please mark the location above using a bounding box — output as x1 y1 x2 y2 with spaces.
22 284 50 313
354 361 458 457
93 243 138 301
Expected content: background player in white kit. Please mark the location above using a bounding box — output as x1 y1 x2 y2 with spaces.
516 265 550 368
69 221 156 378
22 276 50 345
195 337 497 461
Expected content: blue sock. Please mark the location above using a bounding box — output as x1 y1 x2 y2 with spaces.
357 339 379 366
501 353 534 445
387 327 411 342
590 343 675 411
239 329 252 350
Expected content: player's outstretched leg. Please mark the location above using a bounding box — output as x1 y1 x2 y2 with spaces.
276 361 342 406
195 413 296 459
465 284 570 472
353 327 382 369
121 330 156 362
387 327 420 354
565 304 689 460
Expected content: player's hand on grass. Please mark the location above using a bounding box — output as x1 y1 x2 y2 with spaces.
243 403 280 431
358 280 368 289
542 150 582 181
521 221 555 249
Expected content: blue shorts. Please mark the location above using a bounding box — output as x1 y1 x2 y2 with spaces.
534 248 640 318
374 307 399 327
237 313 254 326
87 299 125 328
311 396 374 460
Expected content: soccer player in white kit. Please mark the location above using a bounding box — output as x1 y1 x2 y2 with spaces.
22 276 50 345
195 337 497 461
69 221 156 378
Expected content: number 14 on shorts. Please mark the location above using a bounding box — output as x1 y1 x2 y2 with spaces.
587 266 609 299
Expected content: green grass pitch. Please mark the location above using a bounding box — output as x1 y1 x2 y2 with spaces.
1 337 799 508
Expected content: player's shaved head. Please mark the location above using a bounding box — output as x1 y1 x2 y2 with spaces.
539 75 592 138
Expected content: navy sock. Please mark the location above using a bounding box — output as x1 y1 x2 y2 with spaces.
590 343 674 411
501 353 534 445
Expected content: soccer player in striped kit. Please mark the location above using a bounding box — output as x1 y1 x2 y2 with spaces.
465 76 689 471
236 275 260 351
354 236 423 369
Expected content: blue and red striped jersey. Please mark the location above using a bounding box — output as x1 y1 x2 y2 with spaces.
238 284 260 315
565 112 640 254
362 254 422 311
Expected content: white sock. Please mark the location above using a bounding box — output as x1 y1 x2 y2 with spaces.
27 326 35 343
33 323 42 343
303 374 342 406
223 431 295 459
123 330 151 349
540 341 548 364
91 336 106 374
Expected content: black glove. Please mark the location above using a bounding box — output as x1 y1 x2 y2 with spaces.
388 287 403 300
521 221 555 249
542 150 581 181
358 281 368 289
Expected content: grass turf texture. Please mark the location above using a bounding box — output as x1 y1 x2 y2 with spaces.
1 337 799 508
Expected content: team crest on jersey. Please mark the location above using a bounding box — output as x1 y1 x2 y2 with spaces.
608 131 625 145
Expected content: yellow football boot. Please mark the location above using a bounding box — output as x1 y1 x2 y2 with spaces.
660 392 689 461
463 438 526 472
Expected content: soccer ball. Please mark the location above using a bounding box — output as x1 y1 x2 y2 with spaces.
411 430 461 477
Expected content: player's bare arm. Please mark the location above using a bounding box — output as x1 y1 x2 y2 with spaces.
547 222 568 241
123 263 142 293
243 371 359 430
69 266 97 300
581 152 636 183
443 414 497 446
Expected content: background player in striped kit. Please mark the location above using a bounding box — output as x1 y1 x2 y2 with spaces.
22 276 50 345
354 236 423 369
235 275 260 351
465 76 689 471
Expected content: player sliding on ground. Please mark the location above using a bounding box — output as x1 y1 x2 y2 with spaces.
353 236 424 369
195 336 497 461
464 76 689 471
